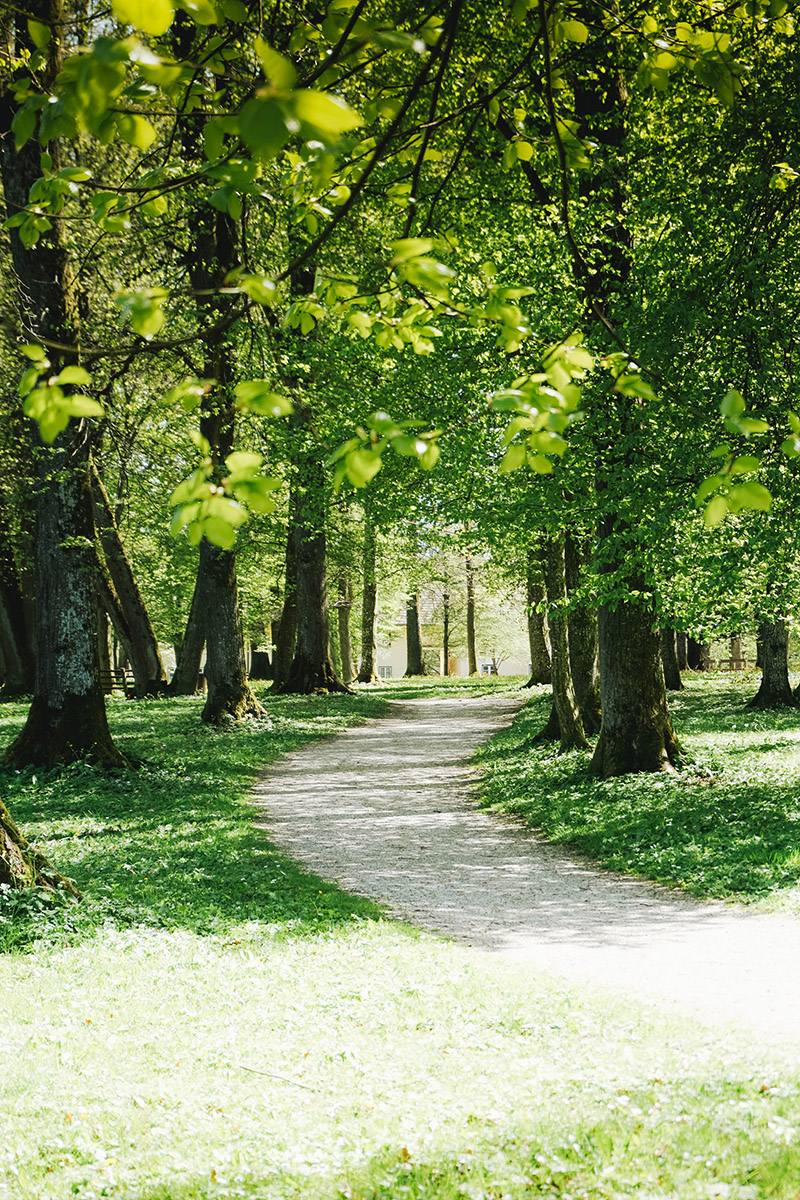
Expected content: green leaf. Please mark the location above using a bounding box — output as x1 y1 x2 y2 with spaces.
559 19 589 42
419 442 439 469
345 448 381 487
696 475 724 503
59 395 104 418
27 19 52 48
203 120 225 161
112 0 174 36
732 480 772 512
12 106 37 151
703 495 729 527
55 365 92 386
237 97 291 159
20 344 47 363
117 114 157 150
500 443 526 473
254 37 297 89
729 455 760 475
738 417 770 434
720 389 746 418
234 381 293 416
291 90 362 137
390 238 436 263
180 0 217 24
202 516 236 549
614 372 657 400
224 451 263 476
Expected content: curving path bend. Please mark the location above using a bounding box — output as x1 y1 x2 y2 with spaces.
251 695 800 1044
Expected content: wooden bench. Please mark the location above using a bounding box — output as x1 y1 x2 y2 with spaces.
709 658 752 671
100 668 136 696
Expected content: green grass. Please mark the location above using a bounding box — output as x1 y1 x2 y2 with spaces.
3 676 800 1199
357 674 529 700
0 689 389 951
476 672 800 908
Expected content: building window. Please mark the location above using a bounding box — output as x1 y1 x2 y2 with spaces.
378 665 393 679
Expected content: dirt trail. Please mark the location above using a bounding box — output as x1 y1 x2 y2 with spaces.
252 695 800 1044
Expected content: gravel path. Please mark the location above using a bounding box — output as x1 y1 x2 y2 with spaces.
252 695 800 1044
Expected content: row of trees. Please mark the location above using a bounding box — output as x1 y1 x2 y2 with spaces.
0 0 798 885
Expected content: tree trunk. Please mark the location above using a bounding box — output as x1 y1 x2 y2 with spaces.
277 456 348 694
200 538 264 722
0 8 123 767
466 558 478 676
750 618 795 708
356 514 378 683
3 440 126 768
0 797 80 896
542 536 588 751
180 104 263 723
590 573 680 776
0 537 34 695
442 589 451 676
687 637 707 670
524 546 551 687
404 592 426 676
90 465 168 696
169 573 205 695
337 571 355 684
565 532 601 734
660 628 684 691
97 605 111 679
676 632 688 671
272 516 298 689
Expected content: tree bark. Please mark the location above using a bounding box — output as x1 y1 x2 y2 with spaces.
337 571 355 684
0 523 34 695
90 465 168 696
272 515 298 689
660 628 684 691
466 558 478 676
0 796 80 896
676 632 688 671
276 455 348 694
750 618 796 708
187 205 263 722
199 537 263 721
169 572 205 695
356 514 378 683
523 546 551 687
591 574 680 776
404 593 426 676
687 637 708 670
541 536 588 751
0 4 123 767
565 532 601 734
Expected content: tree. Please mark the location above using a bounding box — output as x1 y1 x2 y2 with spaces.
0 0 123 768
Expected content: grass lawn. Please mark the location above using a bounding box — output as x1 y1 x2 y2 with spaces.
2 676 800 1199
476 672 800 909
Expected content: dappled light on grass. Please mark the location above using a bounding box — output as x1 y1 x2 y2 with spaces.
0 691 388 950
3 924 800 1200
3 679 800 1197
477 675 800 906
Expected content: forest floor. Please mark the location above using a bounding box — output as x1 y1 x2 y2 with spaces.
253 688 800 1046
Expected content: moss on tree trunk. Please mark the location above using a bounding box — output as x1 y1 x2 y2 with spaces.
0 797 80 896
591 593 680 776
750 618 796 709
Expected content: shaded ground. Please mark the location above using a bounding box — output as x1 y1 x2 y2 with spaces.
252 696 800 1044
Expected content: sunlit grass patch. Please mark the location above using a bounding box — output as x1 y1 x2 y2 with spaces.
476 675 800 908
366 674 528 700
0 690 389 951
3 922 800 1200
